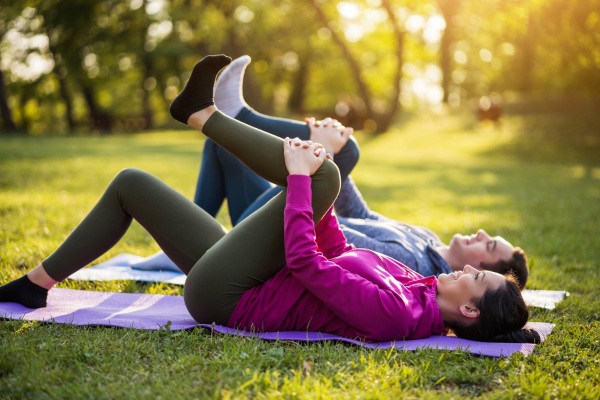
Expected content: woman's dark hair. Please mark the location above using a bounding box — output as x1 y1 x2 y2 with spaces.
446 274 541 343
481 247 528 290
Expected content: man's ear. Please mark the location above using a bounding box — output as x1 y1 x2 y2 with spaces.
459 303 480 319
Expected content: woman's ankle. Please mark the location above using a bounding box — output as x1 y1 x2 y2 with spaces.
27 264 58 290
188 106 218 130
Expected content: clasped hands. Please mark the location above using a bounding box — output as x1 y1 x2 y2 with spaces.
305 117 353 155
283 137 332 176
284 117 353 176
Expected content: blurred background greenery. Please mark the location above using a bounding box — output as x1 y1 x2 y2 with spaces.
0 0 599 136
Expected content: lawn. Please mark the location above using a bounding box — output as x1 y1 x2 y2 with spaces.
1 108 599 399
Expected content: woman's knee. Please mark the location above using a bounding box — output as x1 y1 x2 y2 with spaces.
108 168 150 193
109 168 164 202
339 136 360 165
113 168 149 186
334 135 360 180
313 159 341 205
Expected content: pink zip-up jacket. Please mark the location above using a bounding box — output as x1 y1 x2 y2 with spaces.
227 175 445 341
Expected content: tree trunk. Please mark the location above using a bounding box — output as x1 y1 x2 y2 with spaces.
47 39 75 132
141 53 155 130
378 0 405 133
438 0 461 103
288 53 310 114
140 0 154 130
0 68 17 133
309 0 407 134
514 13 534 92
55 70 75 131
80 82 111 132
309 0 374 117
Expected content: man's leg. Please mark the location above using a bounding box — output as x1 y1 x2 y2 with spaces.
193 138 227 217
215 55 359 183
191 55 357 227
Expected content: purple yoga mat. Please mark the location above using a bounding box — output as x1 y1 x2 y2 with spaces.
0 288 555 357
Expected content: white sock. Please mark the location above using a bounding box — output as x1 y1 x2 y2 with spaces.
214 55 251 117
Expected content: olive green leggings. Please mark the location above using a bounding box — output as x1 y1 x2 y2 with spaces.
42 111 341 324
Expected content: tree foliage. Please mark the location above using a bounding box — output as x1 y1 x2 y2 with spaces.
0 0 597 135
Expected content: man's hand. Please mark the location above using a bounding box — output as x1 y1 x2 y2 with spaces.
284 137 332 176
306 117 353 155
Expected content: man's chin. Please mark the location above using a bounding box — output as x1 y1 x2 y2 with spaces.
448 236 462 251
450 233 465 244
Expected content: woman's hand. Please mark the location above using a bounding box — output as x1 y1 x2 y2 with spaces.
306 117 353 155
284 137 332 176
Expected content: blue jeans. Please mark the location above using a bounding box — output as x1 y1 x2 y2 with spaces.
194 106 360 225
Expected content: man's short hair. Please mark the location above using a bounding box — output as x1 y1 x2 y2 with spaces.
481 247 528 290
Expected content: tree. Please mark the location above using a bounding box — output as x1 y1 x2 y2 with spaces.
0 59 17 132
0 2 21 133
308 0 405 133
33 0 108 131
437 0 461 103
2 0 598 135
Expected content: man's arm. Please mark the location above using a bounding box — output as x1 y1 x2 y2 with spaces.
333 176 385 220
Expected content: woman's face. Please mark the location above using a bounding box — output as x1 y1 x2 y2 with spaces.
437 264 505 308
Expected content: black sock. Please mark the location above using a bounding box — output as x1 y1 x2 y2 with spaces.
0 275 48 309
170 54 232 125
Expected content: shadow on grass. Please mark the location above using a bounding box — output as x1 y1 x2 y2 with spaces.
0 134 204 162
0 133 206 193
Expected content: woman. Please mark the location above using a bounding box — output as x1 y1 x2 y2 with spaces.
133 55 529 289
0 55 539 343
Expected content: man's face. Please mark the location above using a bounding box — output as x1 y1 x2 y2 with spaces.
447 229 514 270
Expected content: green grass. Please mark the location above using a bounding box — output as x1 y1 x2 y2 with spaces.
1 110 599 399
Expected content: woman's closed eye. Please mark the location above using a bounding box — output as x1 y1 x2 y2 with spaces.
486 240 497 252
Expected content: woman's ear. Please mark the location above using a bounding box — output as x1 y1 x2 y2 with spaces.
459 303 480 319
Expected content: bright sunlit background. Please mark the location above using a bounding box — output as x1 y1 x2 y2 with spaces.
0 0 598 134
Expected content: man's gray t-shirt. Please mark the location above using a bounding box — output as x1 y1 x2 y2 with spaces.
334 177 453 278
